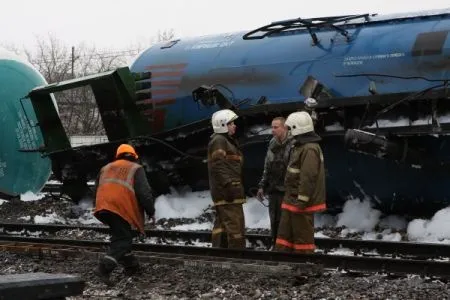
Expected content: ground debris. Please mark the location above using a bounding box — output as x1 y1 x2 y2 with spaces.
0 252 449 299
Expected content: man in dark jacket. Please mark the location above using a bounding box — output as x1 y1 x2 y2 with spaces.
274 111 327 254
257 117 293 249
93 144 155 285
208 109 246 249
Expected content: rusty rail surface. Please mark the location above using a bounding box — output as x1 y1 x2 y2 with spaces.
2 222 450 259
1 235 450 278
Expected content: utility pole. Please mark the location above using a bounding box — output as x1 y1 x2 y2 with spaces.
71 46 75 78
70 46 75 140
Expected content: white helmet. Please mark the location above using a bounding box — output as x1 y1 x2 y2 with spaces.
285 111 314 136
211 109 238 133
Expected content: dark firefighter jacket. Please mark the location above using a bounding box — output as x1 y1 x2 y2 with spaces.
283 132 327 213
258 135 294 193
94 159 155 233
207 133 246 206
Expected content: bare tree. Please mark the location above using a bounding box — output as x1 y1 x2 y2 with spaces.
24 35 74 83
21 34 134 135
157 29 176 42
121 28 176 61
5 30 176 136
0 42 22 55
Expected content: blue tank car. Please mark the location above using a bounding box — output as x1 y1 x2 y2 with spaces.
130 9 450 130
24 9 450 217
126 9 450 216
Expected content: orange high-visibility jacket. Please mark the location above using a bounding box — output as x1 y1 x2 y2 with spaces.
94 159 145 233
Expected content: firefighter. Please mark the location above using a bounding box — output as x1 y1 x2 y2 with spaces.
256 117 293 249
274 111 326 253
93 144 155 285
208 109 246 249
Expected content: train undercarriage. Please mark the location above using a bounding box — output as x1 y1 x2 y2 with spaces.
26 68 450 217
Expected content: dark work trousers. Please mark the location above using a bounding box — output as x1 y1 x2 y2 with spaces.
268 192 283 248
96 211 137 273
274 210 315 254
211 204 246 249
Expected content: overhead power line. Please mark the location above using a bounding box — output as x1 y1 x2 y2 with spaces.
33 48 144 64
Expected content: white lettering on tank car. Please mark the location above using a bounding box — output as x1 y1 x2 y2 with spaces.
343 52 406 66
185 34 235 50
0 160 6 178
15 111 39 151
187 40 235 50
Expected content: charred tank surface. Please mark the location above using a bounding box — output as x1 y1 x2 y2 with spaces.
0 48 52 199
25 9 450 217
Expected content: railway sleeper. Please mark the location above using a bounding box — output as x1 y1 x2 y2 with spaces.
0 272 85 300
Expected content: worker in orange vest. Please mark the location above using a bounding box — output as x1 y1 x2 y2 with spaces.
93 144 155 285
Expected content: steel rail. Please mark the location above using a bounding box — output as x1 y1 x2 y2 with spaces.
2 222 450 259
41 184 63 193
0 235 449 278
41 183 95 194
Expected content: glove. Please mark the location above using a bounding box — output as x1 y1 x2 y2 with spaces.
225 181 243 202
138 232 146 242
296 193 309 209
256 188 265 202
296 200 308 210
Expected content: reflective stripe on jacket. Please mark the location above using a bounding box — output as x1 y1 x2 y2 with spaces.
94 159 145 232
283 142 326 213
207 133 246 205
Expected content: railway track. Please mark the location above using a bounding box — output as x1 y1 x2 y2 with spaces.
1 234 450 279
1 222 450 259
41 182 93 194
2 222 450 278
41 184 62 194
8 187 450 278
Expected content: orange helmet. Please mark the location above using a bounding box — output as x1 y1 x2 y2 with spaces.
116 144 139 159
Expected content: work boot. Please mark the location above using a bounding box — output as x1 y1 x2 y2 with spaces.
120 253 140 276
94 255 117 286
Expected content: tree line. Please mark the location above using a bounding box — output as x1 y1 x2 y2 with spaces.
2 29 175 135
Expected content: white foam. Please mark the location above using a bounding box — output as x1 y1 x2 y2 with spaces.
407 207 450 243
336 198 381 232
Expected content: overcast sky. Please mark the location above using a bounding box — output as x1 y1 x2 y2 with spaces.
2 0 449 53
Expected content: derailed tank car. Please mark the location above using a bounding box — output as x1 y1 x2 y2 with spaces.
25 9 450 217
0 48 53 199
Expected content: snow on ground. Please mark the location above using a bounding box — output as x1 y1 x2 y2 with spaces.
3 186 450 244
20 191 46 202
171 223 212 231
34 212 67 224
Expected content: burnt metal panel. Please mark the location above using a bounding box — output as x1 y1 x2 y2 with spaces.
412 30 449 56
27 67 150 154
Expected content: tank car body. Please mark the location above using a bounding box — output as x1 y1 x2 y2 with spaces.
130 9 450 132
127 9 450 216
26 9 450 217
0 48 52 199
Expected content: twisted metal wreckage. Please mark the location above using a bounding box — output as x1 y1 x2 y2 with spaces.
1 9 449 217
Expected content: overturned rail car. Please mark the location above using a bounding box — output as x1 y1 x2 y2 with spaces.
24 9 450 217
0 48 52 199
